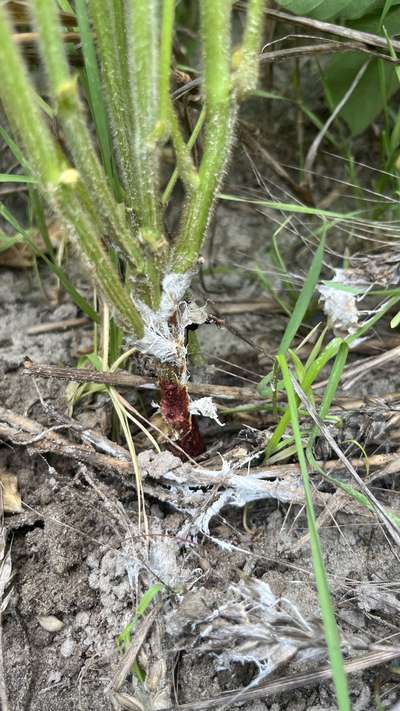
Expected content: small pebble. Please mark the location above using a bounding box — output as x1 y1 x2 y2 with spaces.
38 615 64 633
60 638 75 658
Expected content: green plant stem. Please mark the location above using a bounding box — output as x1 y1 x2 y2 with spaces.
31 0 145 275
0 5 144 335
278 355 350 711
0 6 63 187
234 0 265 97
168 101 200 195
159 0 175 134
74 0 114 181
308 341 349 450
158 0 198 193
125 0 163 244
60 184 144 335
172 0 235 273
88 0 137 207
162 106 206 205
89 0 165 307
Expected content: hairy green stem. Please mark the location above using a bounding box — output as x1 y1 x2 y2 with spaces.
125 0 163 243
88 0 137 208
158 0 198 194
172 0 266 273
168 102 200 195
162 106 206 205
74 0 114 181
234 0 265 97
61 183 144 335
172 0 234 273
0 5 144 336
31 0 145 275
0 6 63 187
159 0 175 134
90 0 165 307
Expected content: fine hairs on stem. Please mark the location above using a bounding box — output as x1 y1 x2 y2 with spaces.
0 0 265 335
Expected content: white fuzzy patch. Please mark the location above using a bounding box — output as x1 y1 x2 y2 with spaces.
159 272 192 319
319 268 362 337
130 271 209 366
130 271 192 364
189 397 224 426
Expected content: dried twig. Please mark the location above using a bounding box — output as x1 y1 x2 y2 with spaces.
260 41 400 65
211 298 282 315
2 403 400 481
262 6 400 53
304 61 369 185
22 358 261 402
26 317 89 335
341 344 400 391
173 39 399 101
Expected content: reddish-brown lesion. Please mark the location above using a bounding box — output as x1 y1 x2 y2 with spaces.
159 379 205 457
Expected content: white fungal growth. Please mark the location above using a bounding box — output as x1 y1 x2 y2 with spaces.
189 397 224 426
129 271 193 364
130 298 183 363
158 272 193 319
319 268 361 337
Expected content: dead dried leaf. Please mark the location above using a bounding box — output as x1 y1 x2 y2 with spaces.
0 472 22 514
0 220 63 269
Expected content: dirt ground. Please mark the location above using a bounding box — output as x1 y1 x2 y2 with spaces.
2 93 400 711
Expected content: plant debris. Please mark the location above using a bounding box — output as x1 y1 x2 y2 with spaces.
166 577 329 684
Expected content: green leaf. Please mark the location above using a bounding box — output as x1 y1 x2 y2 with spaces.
278 229 326 355
275 0 399 21
219 193 360 220
116 583 163 652
323 8 400 135
0 125 31 170
75 0 114 181
390 310 400 327
85 352 104 371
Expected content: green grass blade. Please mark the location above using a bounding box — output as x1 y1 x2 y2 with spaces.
0 233 23 252
219 194 361 220
116 581 163 669
319 342 349 421
303 325 328 371
0 174 36 184
279 229 326 354
277 354 350 711
306 449 400 529
258 229 326 396
307 341 349 453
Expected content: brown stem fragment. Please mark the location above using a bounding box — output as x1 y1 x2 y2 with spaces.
159 377 205 458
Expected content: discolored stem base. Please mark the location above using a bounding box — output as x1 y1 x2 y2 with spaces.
159 379 205 458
